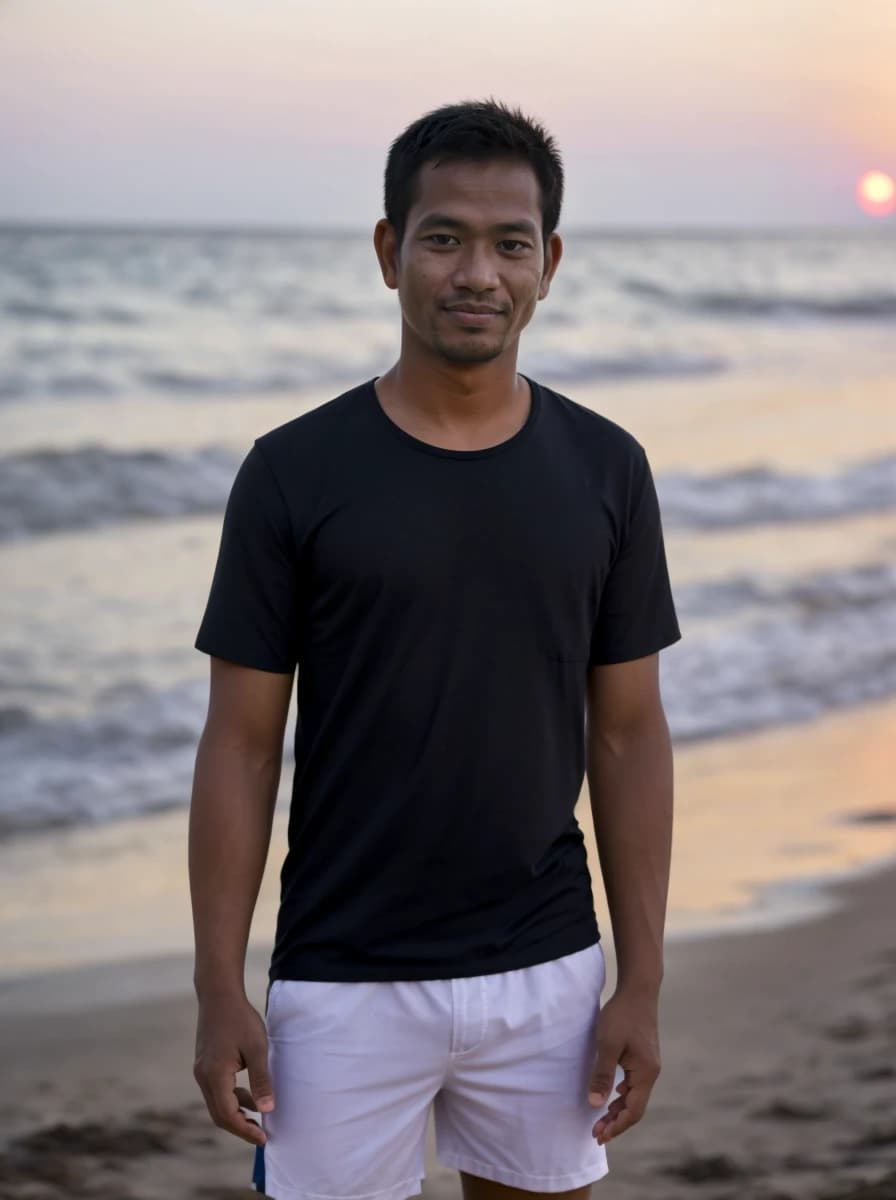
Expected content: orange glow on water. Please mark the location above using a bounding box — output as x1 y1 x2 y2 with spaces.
856 170 896 216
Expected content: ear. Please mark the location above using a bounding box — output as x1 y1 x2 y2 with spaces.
537 232 563 301
374 219 400 290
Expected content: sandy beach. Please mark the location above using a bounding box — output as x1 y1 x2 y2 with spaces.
3 692 896 1199
2 860 895 1200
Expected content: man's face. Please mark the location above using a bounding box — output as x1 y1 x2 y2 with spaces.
376 158 562 366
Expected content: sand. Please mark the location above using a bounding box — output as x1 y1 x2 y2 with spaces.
2 697 895 1198
1 854 894 1200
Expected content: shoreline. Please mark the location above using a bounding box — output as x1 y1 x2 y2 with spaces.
2 695 895 983
3 856 895 1198
2 845 894 1011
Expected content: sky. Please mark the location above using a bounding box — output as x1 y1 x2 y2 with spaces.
1 0 895 229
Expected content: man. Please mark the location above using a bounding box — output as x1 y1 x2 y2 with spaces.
190 99 681 1200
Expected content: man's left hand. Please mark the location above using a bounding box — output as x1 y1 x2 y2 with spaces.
586 989 661 1145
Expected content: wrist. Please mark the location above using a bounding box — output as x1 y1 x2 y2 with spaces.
193 966 247 1004
615 965 663 1000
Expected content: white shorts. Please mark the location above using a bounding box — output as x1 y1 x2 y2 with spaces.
256 941 610 1199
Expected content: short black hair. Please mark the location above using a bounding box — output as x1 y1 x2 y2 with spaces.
384 98 564 247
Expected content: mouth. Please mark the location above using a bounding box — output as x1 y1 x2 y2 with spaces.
443 305 504 327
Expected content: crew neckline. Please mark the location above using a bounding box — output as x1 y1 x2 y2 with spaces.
368 374 542 460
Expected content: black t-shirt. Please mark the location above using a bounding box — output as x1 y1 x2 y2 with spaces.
195 376 682 982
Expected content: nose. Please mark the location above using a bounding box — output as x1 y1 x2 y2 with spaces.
451 242 500 294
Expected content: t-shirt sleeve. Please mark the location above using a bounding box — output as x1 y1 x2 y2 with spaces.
589 445 682 667
194 441 301 674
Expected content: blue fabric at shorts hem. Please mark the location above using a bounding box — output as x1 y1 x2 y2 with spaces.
253 1144 266 1193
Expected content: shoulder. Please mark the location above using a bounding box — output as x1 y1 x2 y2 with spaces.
533 378 647 469
253 380 373 472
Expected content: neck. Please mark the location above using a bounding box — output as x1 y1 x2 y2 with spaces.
378 338 525 425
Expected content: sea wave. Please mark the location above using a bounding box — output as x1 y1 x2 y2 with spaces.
658 454 896 530
0 445 239 539
622 278 896 319
0 371 120 401
524 350 729 382
4 299 142 325
0 351 732 404
676 561 896 620
666 591 896 743
0 358 383 402
4 227 896 407
0 680 216 837
1 559 894 837
134 362 364 394
3 446 895 542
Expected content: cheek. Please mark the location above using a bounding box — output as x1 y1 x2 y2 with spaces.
400 264 441 306
512 274 542 315
514 266 544 298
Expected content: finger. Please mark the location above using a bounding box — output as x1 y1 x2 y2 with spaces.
588 1041 623 1107
206 1070 268 1145
595 1080 653 1144
604 1096 628 1121
607 1079 631 1103
592 1096 626 1136
597 1105 639 1144
594 1103 628 1143
618 1073 652 1123
234 1084 270 1115
246 1039 276 1113
220 1104 268 1146
194 1068 222 1125
235 1085 260 1110
228 1112 268 1146
235 1086 266 1137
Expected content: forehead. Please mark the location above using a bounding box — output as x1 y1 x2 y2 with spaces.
407 158 542 228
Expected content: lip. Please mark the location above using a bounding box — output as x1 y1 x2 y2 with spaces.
443 306 504 326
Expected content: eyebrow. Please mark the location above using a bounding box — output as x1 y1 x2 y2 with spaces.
415 214 539 237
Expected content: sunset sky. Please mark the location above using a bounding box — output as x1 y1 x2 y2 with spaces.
2 0 895 228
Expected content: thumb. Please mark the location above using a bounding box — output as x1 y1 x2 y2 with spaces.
247 1040 276 1113
588 1040 621 1108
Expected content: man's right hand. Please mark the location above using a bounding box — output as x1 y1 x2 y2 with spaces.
193 992 275 1146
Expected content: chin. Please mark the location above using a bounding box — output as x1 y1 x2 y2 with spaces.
434 337 506 365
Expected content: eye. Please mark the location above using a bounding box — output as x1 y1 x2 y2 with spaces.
498 239 529 253
426 234 459 247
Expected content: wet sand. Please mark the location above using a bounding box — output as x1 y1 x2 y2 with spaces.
2 858 895 1199
3 697 896 1198
4 695 895 983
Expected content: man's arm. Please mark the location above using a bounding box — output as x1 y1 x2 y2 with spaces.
584 651 674 1145
189 656 294 1146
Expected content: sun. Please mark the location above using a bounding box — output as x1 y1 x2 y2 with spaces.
856 170 896 217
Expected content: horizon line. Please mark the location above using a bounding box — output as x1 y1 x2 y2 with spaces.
0 218 892 237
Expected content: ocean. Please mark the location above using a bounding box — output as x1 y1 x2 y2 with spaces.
1 225 895 971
